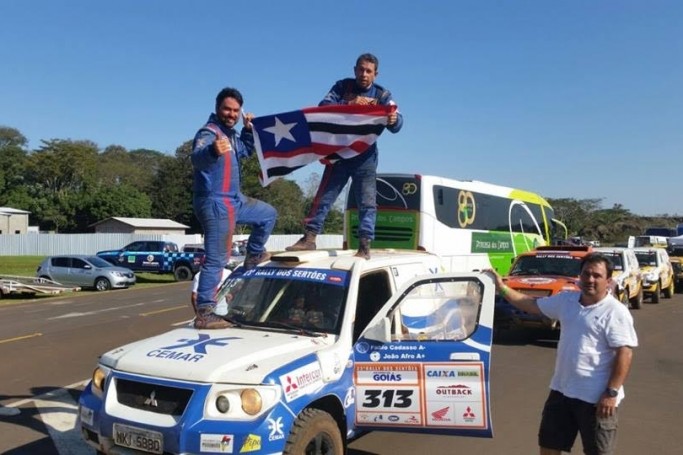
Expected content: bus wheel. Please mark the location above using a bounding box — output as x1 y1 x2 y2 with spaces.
283 408 344 455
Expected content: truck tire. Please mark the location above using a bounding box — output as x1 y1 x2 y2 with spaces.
652 282 661 303
283 408 344 455
629 287 643 309
174 265 193 281
94 277 111 292
664 279 674 298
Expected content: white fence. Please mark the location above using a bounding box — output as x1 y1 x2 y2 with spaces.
0 233 343 256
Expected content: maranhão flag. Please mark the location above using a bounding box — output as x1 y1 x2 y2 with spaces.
251 104 396 186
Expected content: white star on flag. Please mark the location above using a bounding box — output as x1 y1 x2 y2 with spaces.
263 116 297 146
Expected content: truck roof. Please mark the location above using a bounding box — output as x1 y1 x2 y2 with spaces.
266 249 442 271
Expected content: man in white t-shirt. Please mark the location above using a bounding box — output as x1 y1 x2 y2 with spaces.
488 253 638 455
191 267 231 317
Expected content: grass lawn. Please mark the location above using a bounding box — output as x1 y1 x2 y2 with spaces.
1 256 178 303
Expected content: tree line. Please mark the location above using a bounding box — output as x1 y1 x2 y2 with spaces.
0 126 343 234
2 125 680 242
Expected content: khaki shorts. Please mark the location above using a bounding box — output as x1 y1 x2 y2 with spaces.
538 390 618 455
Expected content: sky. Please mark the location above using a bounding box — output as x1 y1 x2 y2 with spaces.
1 0 682 216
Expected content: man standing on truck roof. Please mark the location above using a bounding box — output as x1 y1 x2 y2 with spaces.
487 253 638 455
285 53 403 259
191 87 277 329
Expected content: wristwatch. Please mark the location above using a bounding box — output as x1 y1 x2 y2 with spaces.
605 387 619 398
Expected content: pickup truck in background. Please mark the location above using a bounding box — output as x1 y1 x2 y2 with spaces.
97 240 203 281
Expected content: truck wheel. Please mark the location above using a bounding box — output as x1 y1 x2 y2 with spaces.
283 408 344 455
174 265 192 281
652 282 661 303
629 287 643 309
664 279 674 298
619 289 629 306
94 277 111 292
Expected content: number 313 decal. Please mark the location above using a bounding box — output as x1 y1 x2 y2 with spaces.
362 389 413 408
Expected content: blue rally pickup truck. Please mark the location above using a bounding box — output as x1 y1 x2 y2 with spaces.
97 240 203 281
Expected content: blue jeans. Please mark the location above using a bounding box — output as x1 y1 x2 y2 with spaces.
194 195 276 311
305 149 377 239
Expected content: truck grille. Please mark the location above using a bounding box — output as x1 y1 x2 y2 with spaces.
116 378 193 416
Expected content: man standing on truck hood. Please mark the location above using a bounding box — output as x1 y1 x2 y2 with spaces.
191 87 277 329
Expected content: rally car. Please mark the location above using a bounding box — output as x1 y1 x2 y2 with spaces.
495 245 592 331
78 249 496 454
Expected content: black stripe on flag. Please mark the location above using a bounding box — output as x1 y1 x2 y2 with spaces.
267 164 305 178
308 122 385 136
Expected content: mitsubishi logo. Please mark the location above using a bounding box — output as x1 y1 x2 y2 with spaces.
144 390 158 407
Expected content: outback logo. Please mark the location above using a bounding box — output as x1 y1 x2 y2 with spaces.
146 334 240 363
431 406 451 422
436 384 472 396
267 417 285 441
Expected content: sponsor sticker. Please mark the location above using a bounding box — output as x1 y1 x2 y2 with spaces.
239 434 261 453
200 434 234 453
279 363 323 402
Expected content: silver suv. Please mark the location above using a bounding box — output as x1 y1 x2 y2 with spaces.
36 255 136 291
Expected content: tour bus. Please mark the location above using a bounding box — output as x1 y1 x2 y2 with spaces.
344 174 567 275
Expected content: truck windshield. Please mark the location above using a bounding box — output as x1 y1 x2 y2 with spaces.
508 255 582 277
216 267 350 335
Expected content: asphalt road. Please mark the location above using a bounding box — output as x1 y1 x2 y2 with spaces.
0 284 682 454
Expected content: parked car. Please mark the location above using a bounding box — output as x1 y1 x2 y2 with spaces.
594 247 644 309
36 255 136 291
634 247 675 303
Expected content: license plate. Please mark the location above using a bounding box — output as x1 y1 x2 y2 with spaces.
113 423 163 454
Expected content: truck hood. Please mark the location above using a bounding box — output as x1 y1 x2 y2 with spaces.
100 327 333 384
505 275 578 294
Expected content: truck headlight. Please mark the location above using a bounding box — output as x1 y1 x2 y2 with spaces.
241 389 263 415
91 366 110 397
206 385 279 420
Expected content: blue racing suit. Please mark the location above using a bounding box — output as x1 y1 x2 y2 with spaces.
304 79 403 239
191 114 277 312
